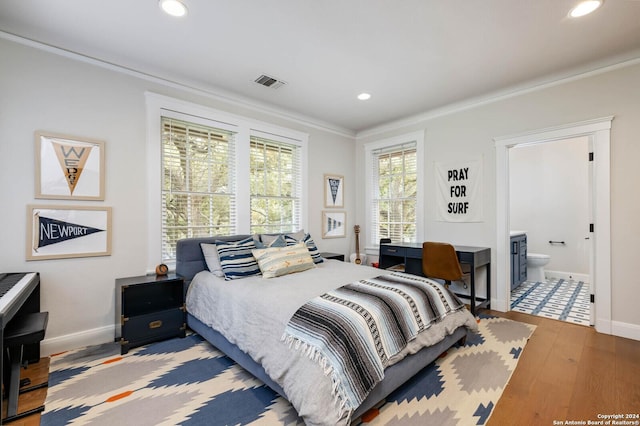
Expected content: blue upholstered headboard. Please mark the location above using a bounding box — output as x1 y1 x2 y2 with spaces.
175 234 252 284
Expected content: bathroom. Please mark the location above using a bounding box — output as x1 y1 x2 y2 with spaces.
508 136 591 324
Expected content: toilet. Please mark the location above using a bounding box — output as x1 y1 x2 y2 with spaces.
526 253 550 282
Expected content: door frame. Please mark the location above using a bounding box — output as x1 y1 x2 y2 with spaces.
494 116 613 334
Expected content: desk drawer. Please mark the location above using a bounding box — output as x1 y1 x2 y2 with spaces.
406 247 423 259
380 245 406 257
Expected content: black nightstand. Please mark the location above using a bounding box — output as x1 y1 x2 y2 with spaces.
115 274 186 354
320 252 344 261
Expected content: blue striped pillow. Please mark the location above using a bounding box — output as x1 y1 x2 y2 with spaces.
215 237 261 280
284 233 324 264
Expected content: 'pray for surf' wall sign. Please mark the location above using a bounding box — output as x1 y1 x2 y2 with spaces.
435 159 483 222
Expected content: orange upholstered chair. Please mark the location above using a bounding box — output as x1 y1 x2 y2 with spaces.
422 242 464 287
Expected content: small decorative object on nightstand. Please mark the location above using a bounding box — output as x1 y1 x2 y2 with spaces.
115 274 186 354
320 252 344 261
155 263 169 276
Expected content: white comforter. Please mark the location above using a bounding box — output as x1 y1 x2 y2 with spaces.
186 260 477 426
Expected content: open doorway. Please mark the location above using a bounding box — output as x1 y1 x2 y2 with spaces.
494 117 613 335
508 137 591 325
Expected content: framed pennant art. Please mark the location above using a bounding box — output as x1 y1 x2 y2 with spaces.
322 210 346 238
26 205 112 260
35 131 105 200
324 174 344 208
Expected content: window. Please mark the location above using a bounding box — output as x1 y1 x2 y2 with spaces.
161 117 235 261
365 132 423 247
249 136 302 234
147 93 308 268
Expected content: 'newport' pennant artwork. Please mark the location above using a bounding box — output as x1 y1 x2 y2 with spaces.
35 132 105 200
35 214 105 249
27 205 112 261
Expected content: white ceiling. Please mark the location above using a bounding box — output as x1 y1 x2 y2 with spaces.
1 0 639 135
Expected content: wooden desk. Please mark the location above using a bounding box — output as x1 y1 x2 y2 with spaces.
379 242 490 316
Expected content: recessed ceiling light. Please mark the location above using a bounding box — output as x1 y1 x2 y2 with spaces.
569 0 603 18
357 93 371 101
159 0 188 17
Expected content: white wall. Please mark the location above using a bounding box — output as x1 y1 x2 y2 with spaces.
0 38 357 354
3 36 639 348
356 61 640 340
509 137 590 277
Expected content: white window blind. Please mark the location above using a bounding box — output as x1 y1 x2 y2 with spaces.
161 117 236 261
370 141 417 244
249 136 302 234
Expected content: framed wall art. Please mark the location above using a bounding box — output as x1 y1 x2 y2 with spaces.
27 205 112 260
324 174 344 208
35 131 105 200
322 210 346 238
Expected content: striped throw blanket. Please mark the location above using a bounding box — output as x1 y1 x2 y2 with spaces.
282 272 466 415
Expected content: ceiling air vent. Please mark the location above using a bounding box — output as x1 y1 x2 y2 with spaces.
254 74 287 89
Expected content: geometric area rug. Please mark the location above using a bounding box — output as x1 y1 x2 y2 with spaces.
42 316 535 426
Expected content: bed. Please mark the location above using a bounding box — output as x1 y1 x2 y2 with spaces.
176 234 478 425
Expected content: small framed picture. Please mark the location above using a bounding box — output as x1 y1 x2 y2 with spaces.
324 174 344 208
35 131 105 200
27 205 112 260
322 210 346 238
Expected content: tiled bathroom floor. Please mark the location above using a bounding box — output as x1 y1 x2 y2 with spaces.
510 278 591 326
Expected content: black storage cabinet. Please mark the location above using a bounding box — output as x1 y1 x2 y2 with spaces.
115 274 186 354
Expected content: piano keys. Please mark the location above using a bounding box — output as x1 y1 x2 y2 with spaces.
0 273 39 327
0 272 41 424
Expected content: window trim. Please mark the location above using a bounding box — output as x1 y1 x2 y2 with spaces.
146 92 308 271
364 131 424 251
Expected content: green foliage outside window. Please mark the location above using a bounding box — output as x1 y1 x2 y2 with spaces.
249 137 300 234
375 146 417 243
161 119 302 261
161 117 234 261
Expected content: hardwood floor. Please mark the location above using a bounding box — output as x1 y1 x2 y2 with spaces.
5 311 639 425
1 357 48 426
485 309 640 426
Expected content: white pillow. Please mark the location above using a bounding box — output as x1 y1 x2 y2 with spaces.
255 234 286 248
252 242 315 279
261 230 306 246
200 243 224 277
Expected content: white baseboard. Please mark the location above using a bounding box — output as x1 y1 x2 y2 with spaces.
545 269 590 282
611 320 640 342
41 325 115 356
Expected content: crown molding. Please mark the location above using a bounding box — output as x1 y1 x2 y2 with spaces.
3 29 638 143
356 53 640 140
0 30 356 139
